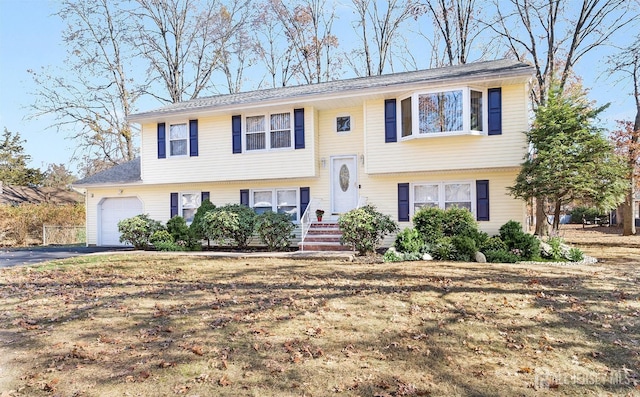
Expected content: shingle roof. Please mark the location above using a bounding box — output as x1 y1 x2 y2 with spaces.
129 59 533 121
73 158 141 186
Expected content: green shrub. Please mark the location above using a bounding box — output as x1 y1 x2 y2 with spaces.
383 248 404 262
190 199 216 241
153 241 183 251
484 249 520 263
167 216 201 251
117 214 164 249
443 207 478 239
201 209 239 246
383 248 425 263
394 227 428 254
338 205 398 255
255 211 296 251
412 207 445 243
201 204 256 248
568 247 584 262
432 237 455 260
480 236 507 253
451 235 477 262
545 236 564 260
498 220 540 260
150 230 173 245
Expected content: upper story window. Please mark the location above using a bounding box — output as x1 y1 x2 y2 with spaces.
400 88 485 138
169 123 188 156
245 112 292 151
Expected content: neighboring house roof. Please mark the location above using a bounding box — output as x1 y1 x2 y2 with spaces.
73 157 141 187
0 183 83 206
129 59 534 122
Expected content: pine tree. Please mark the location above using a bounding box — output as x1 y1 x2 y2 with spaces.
0 128 44 186
509 85 628 231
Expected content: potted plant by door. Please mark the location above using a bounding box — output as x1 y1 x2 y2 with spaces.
315 209 325 221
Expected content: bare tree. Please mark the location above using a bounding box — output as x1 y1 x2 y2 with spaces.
351 0 415 76
253 3 297 88
608 36 640 235
488 0 638 235
29 0 140 172
270 0 342 84
133 0 250 103
415 0 490 67
214 7 260 93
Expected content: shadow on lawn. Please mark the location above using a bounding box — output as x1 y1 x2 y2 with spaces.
1 255 638 396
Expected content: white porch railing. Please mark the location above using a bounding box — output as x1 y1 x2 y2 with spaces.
299 198 322 251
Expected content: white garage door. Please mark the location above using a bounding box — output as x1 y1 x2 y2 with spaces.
100 197 143 246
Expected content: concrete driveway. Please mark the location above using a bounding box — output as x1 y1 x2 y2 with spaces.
0 246 130 268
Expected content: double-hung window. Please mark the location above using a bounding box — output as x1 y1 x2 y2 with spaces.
169 123 188 156
180 192 200 223
400 88 484 138
412 182 474 216
251 188 298 221
245 112 292 151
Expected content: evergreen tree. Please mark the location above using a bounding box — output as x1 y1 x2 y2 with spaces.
0 128 43 186
509 86 628 231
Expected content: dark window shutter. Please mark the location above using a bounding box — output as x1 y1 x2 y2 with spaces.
476 180 490 221
294 108 305 149
157 123 166 159
488 88 502 135
299 187 310 217
201 191 210 202
232 115 242 154
398 183 410 222
240 189 249 207
189 119 198 156
170 192 179 218
385 99 397 143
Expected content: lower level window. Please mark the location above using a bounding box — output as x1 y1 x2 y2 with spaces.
251 188 298 220
181 192 200 223
413 182 473 215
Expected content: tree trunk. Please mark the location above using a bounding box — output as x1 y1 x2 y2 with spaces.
534 198 548 236
622 183 636 236
552 199 562 232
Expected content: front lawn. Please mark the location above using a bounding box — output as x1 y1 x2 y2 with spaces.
0 232 638 396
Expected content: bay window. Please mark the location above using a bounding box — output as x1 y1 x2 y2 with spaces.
245 112 292 151
400 88 485 137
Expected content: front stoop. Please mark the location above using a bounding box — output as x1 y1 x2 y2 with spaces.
298 222 353 252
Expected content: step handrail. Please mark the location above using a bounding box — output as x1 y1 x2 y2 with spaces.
300 198 322 251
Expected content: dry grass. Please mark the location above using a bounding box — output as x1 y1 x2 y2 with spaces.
1 226 639 396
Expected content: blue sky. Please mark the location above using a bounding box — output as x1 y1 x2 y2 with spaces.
0 0 638 176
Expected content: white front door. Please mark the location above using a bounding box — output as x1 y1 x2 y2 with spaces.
331 155 358 214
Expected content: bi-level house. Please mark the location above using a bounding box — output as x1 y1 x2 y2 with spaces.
74 59 534 247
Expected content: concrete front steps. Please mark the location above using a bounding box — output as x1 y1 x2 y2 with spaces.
298 222 353 252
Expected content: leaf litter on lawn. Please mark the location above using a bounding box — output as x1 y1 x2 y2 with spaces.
0 235 638 396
